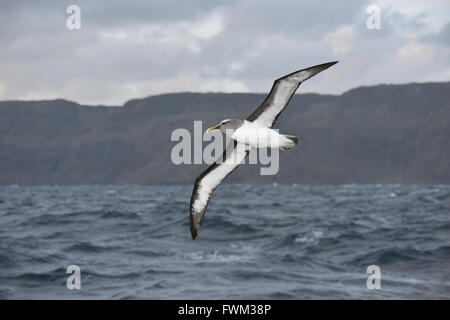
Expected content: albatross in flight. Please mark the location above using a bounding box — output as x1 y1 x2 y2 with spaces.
190 61 338 239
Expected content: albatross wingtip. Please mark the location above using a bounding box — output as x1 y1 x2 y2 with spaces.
317 61 339 70
190 214 198 240
297 61 339 81
190 226 198 240
327 61 339 67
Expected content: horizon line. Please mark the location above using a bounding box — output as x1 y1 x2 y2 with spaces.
0 80 448 108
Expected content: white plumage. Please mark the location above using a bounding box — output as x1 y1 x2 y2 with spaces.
231 120 294 149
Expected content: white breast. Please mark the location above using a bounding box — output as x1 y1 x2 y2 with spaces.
230 120 288 148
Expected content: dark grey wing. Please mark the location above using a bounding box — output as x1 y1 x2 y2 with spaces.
247 61 338 128
190 141 250 240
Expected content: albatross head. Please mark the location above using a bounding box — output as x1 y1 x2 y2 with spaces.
206 119 244 133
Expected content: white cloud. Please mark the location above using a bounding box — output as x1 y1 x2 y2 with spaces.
75 45 99 58
187 11 224 40
199 78 248 92
374 0 449 31
98 10 224 53
396 40 434 62
230 61 244 72
324 26 357 55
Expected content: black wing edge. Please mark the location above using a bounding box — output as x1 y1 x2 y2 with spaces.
276 61 338 83
190 141 248 240
247 61 339 125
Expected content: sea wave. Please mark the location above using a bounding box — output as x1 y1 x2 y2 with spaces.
0 184 448 299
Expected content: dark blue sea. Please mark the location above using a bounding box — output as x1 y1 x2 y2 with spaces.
0 184 449 299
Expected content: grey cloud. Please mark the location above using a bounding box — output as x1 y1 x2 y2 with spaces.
421 22 450 47
437 22 450 45
0 0 448 105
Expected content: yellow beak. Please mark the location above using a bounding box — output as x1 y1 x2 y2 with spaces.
206 123 221 133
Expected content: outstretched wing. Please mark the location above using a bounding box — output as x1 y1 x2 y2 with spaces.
247 61 338 128
190 141 250 239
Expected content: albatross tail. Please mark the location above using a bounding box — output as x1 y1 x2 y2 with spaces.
280 135 298 152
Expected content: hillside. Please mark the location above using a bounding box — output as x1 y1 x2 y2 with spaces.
0 82 449 184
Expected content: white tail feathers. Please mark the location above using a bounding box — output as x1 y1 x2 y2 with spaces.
280 135 298 152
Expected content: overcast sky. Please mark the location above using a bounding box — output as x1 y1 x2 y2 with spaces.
0 0 449 105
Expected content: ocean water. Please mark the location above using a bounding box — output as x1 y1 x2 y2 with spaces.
0 184 449 299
